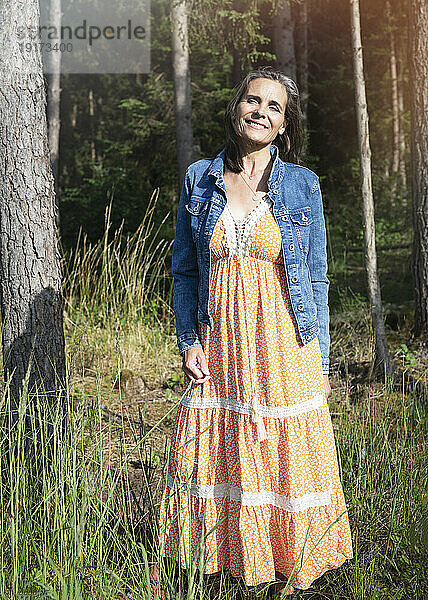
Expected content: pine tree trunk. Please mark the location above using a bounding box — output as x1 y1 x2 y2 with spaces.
294 0 308 122
89 88 96 168
349 0 392 376
387 1 400 186
171 0 194 189
46 0 62 209
409 0 428 336
397 75 407 198
232 47 242 87
0 1 66 427
72 103 77 128
273 0 297 80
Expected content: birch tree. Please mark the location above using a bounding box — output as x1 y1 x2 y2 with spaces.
0 0 66 429
349 0 392 375
409 0 428 336
171 0 194 189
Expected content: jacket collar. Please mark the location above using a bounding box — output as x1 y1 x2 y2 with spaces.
208 143 285 190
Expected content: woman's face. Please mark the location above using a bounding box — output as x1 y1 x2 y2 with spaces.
236 78 288 146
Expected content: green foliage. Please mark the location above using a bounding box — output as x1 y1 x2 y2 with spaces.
164 371 184 390
396 344 418 368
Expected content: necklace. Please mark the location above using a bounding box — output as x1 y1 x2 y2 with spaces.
243 169 262 180
239 171 262 202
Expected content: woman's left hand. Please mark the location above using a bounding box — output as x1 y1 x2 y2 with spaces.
323 375 331 400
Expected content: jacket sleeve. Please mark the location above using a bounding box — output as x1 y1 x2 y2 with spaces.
307 176 330 374
171 167 203 355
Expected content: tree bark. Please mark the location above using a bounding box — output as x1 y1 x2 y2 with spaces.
89 88 96 167
387 2 400 175
232 47 242 87
0 1 66 429
171 0 194 189
409 0 428 337
71 103 77 128
397 72 407 197
349 0 392 376
273 0 297 81
293 0 308 122
46 0 62 210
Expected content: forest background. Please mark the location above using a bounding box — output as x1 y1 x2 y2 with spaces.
0 0 426 598
59 0 411 317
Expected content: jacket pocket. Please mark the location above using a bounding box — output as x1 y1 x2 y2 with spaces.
185 197 209 240
289 207 312 251
185 197 209 215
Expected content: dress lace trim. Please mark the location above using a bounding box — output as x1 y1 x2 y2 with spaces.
180 392 326 418
221 194 273 258
167 475 333 512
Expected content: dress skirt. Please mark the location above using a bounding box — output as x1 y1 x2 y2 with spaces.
159 196 353 589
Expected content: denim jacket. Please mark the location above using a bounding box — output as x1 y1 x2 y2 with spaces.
171 143 330 374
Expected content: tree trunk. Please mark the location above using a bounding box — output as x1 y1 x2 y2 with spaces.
397 74 407 198
46 0 62 211
273 0 297 80
349 0 392 376
397 34 408 199
89 88 96 168
409 0 428 337
387 1 400 183
293 0 308 122
0 1 66 430
71 103 77 128
232 47 242 87
171 0 194 189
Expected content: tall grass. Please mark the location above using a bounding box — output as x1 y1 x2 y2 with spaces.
0 367 171 599
63 190 174 328
0 363 425 599
0 193 426 599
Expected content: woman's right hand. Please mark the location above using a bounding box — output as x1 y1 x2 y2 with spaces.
182 346 211 384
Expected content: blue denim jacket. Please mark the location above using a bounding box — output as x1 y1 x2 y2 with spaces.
171 143 330 374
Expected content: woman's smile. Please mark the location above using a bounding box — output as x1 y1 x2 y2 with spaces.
245 118 269 130
238 78 288 142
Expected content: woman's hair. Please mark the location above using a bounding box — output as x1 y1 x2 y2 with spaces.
223 66 305 172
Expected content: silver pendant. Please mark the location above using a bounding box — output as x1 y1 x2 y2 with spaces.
252 194 258 202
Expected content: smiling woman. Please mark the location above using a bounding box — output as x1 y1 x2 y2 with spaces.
157 67 353 597
239 81 287 137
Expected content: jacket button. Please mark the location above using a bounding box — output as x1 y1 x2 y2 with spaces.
272 190 279 195
291 276 298 283
281 215 288 221
289 243 294 251
297 304 304 311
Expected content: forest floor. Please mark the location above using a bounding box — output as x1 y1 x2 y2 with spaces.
69 307 427 600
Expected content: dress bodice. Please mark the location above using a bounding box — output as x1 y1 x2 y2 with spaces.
210 195 283 264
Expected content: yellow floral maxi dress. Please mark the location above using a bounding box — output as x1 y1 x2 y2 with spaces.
159 195 353 589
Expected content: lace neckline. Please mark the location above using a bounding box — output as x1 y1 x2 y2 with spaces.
221 194 273 258
225 194 269 224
